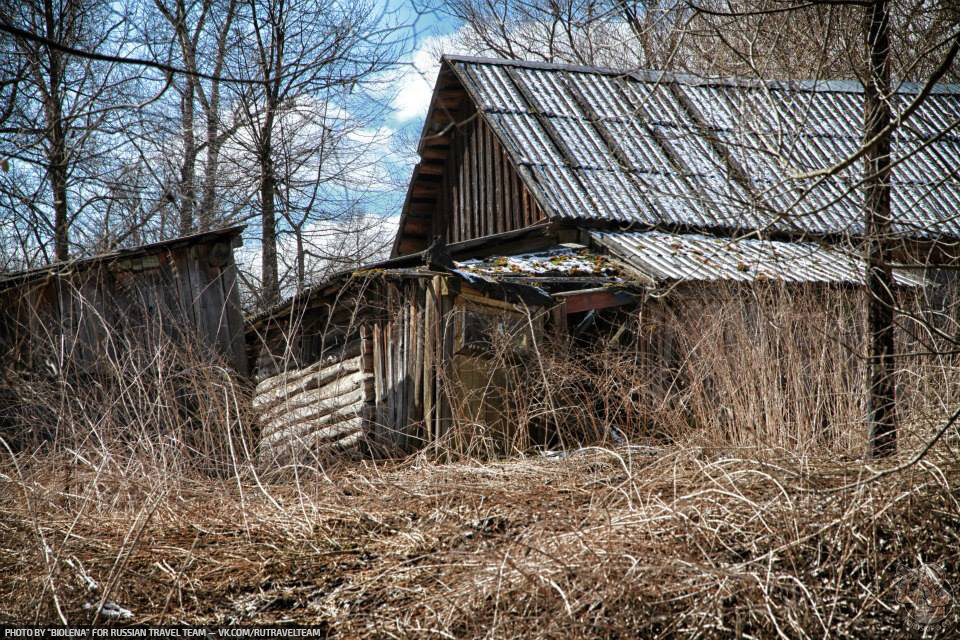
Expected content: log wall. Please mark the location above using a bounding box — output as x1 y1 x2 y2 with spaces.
253 336 374 463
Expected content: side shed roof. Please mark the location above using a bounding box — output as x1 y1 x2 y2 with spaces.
590 230 925 287
0 226 245 291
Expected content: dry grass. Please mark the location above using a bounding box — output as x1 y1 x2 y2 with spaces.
1 284 959 635
1 441 958 636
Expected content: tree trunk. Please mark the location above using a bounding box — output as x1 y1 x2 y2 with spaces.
178 81 197 235
295 226 305 293
863 0 897 458
50 138 69 261
260 123 280 306
40 2 69 261
199 112 222 230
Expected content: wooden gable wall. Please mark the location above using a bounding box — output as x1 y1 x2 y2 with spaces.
392 64 548 256
438 115 547 246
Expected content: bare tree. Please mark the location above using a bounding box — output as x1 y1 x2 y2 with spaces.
0 0 158 263
134 0 241 234
438 0 682 68
226 0 403 306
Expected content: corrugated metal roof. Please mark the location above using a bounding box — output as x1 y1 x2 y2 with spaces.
589 230 925 286
447 56 960 240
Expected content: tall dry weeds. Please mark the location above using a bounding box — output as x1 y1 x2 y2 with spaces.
1 281 958 635
431 283 960 462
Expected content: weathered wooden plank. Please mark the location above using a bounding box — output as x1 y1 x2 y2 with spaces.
371 322 384 440
478 118 486 238
260 391 368 443
260 415 365 456
255 339 367 395
261 375 368 427
398 304 408 439
556 288 635 314
414 287 424 413
401 216 431 237
464 118 474 241
386 320 395 437
254 353 365 406
187 246 214 342
218 256 248 375
419 161 444 175
494 132 505 234
456 126 465 242
438 284 456 443
196 243 232 363
484 118 496 235
423 279 436 442
411 182 439 198
258 369 373 421
405 293 418 445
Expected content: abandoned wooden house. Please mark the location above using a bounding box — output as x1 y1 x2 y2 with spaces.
249 56 958 461
0 226 248 432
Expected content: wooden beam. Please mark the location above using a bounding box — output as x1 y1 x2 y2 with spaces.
397 238 428 255
421 148 448 160
411 183 439 198
422 134 450 147
555 287 635 314
403 217 432 236
408 200 436 215
419 162 445 175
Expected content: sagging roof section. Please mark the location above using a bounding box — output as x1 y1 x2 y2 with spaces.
455 246 621 278
443 55 960 241
0 225 246 291
590 230 925 287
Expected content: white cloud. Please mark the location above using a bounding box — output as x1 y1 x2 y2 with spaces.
391 31 466 122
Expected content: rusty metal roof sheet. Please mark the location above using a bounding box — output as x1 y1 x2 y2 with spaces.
447 56 960 241
589 230 925 286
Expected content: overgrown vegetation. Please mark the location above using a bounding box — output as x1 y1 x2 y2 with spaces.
2 286 958 635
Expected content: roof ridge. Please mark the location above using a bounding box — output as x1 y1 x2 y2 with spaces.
441 54 960 95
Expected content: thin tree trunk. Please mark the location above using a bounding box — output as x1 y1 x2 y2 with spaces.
260 119 280 305
46 79 69 260
199 113 222 230
50 138 69 261
295 226 305 293
864 0 897 458
178 81 197 234
41 1 69 261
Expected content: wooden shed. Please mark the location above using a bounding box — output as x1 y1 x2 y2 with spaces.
250 55 957 460
246 226 640 462
0 226 248 379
